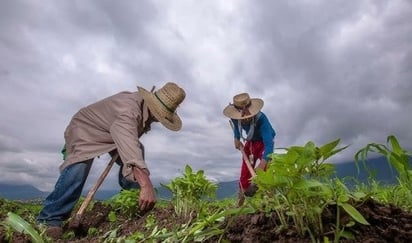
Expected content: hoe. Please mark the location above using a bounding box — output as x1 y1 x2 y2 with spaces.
68 153 119 229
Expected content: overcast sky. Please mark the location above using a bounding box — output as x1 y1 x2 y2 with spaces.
1 0 411 192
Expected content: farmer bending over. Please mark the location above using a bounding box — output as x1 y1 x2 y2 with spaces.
37 82 186 239
223 93 276 206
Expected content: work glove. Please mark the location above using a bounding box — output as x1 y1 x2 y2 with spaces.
243 183 258 197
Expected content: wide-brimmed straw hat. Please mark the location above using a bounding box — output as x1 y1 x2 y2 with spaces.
223 93 264 120
138 82 185 131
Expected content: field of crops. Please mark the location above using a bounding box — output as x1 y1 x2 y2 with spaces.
1 135 411 242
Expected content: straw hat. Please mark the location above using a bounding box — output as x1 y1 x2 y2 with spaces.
223 93 264 119
138 82 185 131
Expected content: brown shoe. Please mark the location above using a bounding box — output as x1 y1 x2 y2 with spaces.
45 226 63 240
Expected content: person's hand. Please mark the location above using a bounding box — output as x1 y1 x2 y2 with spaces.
234 139 243 150
132 167 157 213
255 159 268 172
138 185 156 213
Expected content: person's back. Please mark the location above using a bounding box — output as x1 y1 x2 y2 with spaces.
77 91 141 129
61 90 149 174
37 82 186 239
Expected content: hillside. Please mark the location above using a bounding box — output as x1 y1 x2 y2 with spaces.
335 156 402 183
0 184 49 200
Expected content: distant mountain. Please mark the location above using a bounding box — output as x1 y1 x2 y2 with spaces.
0 181 239 201
0 184 49 200
152 181 240 201
334 156 407 185
215 180 239 199
1 156 410 201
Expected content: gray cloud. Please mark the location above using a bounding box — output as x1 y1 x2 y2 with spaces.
0 0 411 192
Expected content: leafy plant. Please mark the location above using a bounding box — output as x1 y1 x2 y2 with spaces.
253 139 368 241
161 165 217 219
105 189 140 217
88 227 99 237
0 198 42 221
327 179 369 243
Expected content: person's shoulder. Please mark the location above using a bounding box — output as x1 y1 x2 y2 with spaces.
257 112 272 123
257 111 266 119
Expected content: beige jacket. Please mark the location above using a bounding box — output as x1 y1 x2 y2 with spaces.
59 90 152 180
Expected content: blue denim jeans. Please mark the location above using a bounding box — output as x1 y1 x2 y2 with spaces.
37 158 139 226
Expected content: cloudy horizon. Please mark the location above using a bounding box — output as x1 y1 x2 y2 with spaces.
1 0 411 192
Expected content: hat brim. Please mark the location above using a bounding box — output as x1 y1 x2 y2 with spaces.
138 86 182 131
223 98 264 120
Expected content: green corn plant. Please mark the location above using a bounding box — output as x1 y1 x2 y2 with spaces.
161 165 217 219
2 212 44 243
355 134 412 210
355 134 412 188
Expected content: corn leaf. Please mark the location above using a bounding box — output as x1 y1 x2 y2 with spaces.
5 212 44 243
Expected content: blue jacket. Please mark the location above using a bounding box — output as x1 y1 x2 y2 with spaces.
231 112 276 161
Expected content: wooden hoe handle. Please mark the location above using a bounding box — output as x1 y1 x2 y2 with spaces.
228 120 257 178
69 153 119 229
240 147 257 178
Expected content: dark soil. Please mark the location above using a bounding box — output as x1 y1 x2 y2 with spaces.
1 198 412 242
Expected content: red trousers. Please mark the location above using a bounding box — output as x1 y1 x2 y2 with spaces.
239 140 264 191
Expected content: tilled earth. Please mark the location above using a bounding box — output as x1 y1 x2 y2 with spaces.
1 198 412 242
